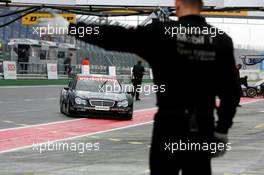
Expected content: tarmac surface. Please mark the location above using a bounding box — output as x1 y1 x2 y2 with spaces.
0 86 264 175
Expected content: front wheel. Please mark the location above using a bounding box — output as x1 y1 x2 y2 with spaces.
66 98 73 116
60 102 64 114
59 96 64 114
247 88 257 98
124 104 133 120
123 113 133 120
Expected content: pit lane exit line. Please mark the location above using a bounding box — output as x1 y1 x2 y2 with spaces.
0 108 157 153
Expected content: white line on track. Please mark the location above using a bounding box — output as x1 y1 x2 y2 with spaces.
43 98 57 101
108 138 121 142
0 119 84 132
2 121 14 124
23 99 35 102
128 142 144 145
16 124 29 127
23 98 57 102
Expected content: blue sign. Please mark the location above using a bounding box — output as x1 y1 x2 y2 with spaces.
260 54 264 72
260 62 264 72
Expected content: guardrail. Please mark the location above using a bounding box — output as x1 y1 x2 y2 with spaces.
0 62 152 82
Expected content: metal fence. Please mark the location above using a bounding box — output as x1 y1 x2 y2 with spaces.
0 61 3 79
0 62 153 84
0 62 134 80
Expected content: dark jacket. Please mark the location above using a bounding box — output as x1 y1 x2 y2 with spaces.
133 64 145 79
64 57 71 65
69 15 239 134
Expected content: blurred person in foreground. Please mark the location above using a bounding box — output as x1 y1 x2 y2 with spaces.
39 0 240 174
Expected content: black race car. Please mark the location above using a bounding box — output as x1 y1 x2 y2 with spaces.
242 80 264 98
60 74 134 120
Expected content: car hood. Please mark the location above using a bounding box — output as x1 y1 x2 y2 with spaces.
75 90 127 101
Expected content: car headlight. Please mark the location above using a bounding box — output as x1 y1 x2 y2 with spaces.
117 100 128 107
75 97 87 105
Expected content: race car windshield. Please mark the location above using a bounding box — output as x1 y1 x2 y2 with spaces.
99 80 108 90
75 79 122 93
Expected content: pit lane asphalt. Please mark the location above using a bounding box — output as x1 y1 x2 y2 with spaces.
1 86 264 175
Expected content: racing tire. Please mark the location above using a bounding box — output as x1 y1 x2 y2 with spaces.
60 102 64 114
59 97 64 114
124 104 133 120
123 113 133 120
247 88 257 98
66 98 73 116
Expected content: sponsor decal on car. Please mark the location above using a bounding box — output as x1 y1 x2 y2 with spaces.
77 75 116 82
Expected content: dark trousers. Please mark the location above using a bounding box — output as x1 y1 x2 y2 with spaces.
132 77 142 100
64 65 68 74
19 62 28 74
150 112 212 175
235 86 242 105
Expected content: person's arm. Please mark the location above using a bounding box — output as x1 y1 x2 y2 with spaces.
215 35 239 134
68 22 151 56
38 14 157 61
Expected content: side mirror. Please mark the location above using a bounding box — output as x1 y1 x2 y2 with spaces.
64 87 70 91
